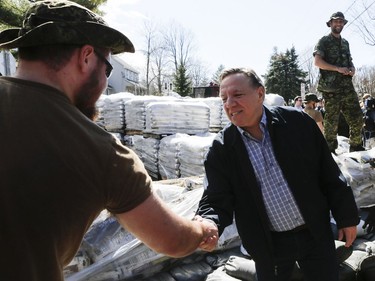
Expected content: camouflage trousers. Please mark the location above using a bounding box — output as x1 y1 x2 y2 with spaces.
322 90 364 151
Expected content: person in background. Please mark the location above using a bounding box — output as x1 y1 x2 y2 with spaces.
362 93 372 112
293 95 303 110
303 93 324 134
196 67 359 281
316 97 326 118
0 1 218 281
313 11 364 153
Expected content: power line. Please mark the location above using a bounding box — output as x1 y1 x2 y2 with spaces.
346 0 375 28
298 0 375 70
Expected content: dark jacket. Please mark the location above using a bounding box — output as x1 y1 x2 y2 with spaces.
197 106 359 265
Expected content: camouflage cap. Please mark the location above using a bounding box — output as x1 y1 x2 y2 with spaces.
326 11 348 27
0 0 134 54
303 93 319 103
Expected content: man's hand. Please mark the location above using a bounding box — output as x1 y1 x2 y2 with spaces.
360 205 375 233
338 226 357 247
337 66 352 76
193 215 219 252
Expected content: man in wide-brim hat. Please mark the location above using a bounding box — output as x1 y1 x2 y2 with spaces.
313 11 365 153
0 1 219 281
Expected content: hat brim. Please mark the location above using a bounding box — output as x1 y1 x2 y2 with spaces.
326 18 348 27
0 21 134 54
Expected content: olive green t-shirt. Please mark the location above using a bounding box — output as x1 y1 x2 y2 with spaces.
0 77 152 281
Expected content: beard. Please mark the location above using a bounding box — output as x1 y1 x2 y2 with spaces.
75 68 105 121
331 26 343 35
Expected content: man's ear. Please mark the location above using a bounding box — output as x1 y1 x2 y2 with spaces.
258 86 266 100
77 45 95 74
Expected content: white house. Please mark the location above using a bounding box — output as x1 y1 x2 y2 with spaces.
107 55 143 95
0 50 17 76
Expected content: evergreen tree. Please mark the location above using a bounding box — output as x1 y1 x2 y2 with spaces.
264 47 307 104
173 64 191 96
211 64 225 84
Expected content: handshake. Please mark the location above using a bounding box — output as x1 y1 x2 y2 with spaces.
193 215 219 252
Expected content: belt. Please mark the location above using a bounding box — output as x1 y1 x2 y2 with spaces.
272 224 308 234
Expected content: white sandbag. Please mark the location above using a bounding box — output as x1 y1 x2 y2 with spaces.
195 97 223 128
178 133 216 178
128 135 160 179
99 92 134 131
264 93 285 106
158 134 189 179
125 96 178 131
333 146 375 206
145 100 210 135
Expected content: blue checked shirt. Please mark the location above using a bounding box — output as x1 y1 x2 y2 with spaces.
238 111 305 232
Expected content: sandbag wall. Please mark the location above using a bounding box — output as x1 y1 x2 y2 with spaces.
96 93 227 180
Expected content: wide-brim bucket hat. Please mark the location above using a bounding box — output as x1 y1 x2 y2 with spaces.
0 0 134 54
326 11 348 27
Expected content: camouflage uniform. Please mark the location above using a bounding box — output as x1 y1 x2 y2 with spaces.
314 33 363 151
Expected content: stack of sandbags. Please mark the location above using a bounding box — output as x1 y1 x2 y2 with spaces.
220 107 230 128
95 95 107 129
158 134 189 180
333 145 375 207
195 97 223 130
145 100 210 135
178 133 216 178
264 93 285 106
122 135 160 179
99 92 135 132
140 137 160 180
124 96 177 132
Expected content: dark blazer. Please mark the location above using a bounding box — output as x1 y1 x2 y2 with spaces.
197 106 359 265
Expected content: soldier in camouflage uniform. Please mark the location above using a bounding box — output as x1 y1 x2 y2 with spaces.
313 12 364 152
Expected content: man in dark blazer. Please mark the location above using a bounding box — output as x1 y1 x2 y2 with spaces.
196 67 359 281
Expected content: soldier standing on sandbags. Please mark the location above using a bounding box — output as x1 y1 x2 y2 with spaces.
313 11 365 153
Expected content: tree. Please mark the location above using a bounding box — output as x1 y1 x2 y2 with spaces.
151 42 169 94
163 21 194 73
211 64 225 84
190 58 209 87
140 20 158 95
298 47 319 93
349 0 375 46
264 47 308 104
353 65 375 96
173 64 191 96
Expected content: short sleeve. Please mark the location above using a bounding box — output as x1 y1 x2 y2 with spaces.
104 137 152 214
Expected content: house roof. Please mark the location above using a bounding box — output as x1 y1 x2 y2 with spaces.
112 55 139 73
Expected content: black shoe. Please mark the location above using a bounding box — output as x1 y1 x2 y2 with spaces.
349 144 366 152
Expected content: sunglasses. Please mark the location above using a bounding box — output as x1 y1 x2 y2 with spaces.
94 49 113 78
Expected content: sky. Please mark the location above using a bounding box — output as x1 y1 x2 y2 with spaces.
101 0 375 79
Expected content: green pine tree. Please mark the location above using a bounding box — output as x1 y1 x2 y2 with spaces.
264 47 307 104
173 64 192 97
